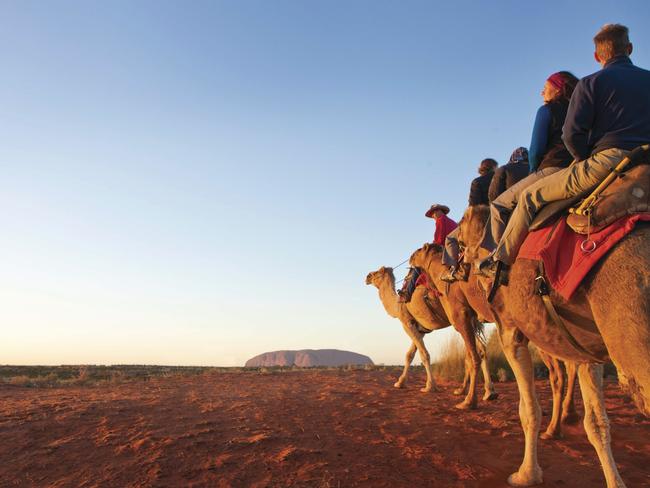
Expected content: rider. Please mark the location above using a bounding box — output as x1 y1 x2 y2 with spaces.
480 24 650 279
440 159 497 282
399 204 457 302
488 147 530 203
469 158 499 206
479 73 578 253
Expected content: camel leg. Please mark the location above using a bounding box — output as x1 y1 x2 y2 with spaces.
397 322 434 392
412 331 434 392
499 326 543 487
539 353 564 440
577 363 626 488
395 341 417 389
454 313 481 409
454 368 469 396
561 361 579 424
478 337 498 401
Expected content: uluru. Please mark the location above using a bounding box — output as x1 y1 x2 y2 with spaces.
245 349 373 367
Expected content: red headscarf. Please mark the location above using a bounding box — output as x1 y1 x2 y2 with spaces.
547 72 566 91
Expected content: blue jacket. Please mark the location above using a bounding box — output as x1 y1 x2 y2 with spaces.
562 56 650 160
529 101 573 171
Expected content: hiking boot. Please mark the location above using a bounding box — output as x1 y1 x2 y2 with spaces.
440 266 458 283
476 256 506 279
397 289 411 303
455 264 470 281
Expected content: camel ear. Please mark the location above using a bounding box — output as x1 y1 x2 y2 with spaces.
379 266 385 272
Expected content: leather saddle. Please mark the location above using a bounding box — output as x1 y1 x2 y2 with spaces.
567 163 650 234
529 148 650 234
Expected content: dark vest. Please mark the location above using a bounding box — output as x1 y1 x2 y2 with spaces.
538 100 573 170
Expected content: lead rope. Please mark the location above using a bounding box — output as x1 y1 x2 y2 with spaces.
393 257 411 286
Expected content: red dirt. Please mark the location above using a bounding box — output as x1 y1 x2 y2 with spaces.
1 369 648 487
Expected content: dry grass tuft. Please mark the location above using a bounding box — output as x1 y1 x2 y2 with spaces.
433 329 548 382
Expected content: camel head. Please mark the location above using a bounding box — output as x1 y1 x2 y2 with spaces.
365 266 394 287
458 205 490 262
409 242 443 268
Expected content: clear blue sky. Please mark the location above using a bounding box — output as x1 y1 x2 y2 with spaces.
2 1 648 366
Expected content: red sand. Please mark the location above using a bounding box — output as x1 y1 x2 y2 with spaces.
1 369 648 487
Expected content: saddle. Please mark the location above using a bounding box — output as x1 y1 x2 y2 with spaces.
567 163 650 234
530 144 650 233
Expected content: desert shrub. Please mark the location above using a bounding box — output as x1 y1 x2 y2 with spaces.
7 375 32 386
496 368 509 382
485 330 513 381
486 329 547 380
433 329 549 382
432 337 466 382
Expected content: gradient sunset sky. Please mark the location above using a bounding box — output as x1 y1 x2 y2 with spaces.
2 0 649 366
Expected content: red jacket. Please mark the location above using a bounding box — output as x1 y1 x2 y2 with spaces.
433 214 458 246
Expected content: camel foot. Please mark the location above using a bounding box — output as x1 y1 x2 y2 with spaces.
507 467 543 487
539 430 562 441
561 412 580 425
393 381 406 389
483 391 499 401
454 400 477 410
420 386 434 393
452 388 465 396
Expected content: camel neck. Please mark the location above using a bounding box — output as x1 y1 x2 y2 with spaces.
377 278 400 318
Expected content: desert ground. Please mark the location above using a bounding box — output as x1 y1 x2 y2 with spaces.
1 367 649 487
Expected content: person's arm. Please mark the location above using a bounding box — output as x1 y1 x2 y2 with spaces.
529 105 551 172
468 178 481 206
433 219 443 245
488 167 506 202
562 79 594 161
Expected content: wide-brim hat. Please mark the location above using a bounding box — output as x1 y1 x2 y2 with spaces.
425 204 450 218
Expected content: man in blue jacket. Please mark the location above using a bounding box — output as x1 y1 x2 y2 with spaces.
480 24 650 278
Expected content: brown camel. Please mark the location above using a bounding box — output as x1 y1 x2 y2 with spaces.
365 266 496 400
458 204 650 488
409 245 500 409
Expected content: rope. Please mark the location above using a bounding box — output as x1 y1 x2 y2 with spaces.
392 258 409 270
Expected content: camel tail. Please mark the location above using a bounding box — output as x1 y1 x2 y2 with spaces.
472 318 487 346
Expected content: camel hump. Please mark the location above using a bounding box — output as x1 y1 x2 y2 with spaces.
567 163 650 234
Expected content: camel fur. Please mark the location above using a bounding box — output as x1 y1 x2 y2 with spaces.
459 204 650 488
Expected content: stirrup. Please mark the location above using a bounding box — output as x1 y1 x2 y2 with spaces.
487 261 506 303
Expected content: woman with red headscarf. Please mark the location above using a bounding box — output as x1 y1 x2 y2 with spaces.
480 71 579 253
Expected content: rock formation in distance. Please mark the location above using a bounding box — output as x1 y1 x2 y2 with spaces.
245 349 373 367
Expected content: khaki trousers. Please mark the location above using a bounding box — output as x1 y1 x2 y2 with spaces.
493 148 629 264
490 166 563 244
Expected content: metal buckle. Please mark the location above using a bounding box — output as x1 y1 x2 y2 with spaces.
580 239 597 253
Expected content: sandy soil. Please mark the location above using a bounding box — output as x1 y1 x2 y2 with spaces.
1 369 648 487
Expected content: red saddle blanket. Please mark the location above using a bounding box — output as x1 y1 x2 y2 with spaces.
415 272 442 297
518 213 650 300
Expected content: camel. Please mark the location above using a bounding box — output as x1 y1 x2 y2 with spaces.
458 204 650 488
409 244 580 433
365 266 497 401
405 247 501 409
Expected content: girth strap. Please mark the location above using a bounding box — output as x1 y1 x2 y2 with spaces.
535 261 604 363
